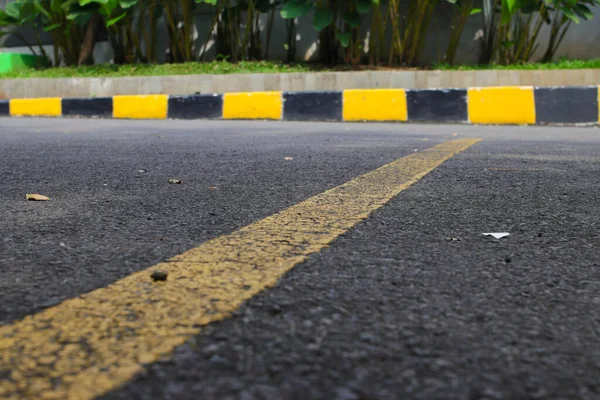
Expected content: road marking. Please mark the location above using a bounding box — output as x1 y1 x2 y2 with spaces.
113 95 168 120
0 138 480 400
9 98 62 117
468 86 536 125
343 89 408 122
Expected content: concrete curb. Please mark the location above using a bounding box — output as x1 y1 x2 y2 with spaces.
0 85 598 126
2 69 600 99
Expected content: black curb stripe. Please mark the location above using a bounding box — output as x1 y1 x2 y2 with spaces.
283 91 342 121
0 100 9 115
168 94 223 119
535 86 598 125
62 98 113 118
407 89 468 122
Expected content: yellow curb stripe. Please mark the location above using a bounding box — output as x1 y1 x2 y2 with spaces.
0 138 480 400
9 98 62 117
222 91 282 120
113 95 168 120
343 89 408 121
468 86 536 125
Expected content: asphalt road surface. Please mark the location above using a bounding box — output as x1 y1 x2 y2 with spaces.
1 119 600 400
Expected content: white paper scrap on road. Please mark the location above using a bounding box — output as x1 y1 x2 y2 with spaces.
483 232 510 239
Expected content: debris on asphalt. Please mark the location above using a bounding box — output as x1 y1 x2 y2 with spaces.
483 232 510 239
505 256 512 263
209 186 217 190
151 270 168 281
137 169 147 173
445 237 461 242
26 194 50 201
38 298 61 309
284 156 294 161
168 179 182 184
359 332 379 344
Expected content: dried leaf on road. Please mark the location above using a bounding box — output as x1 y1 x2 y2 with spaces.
168 179 182 184
26 194 50 201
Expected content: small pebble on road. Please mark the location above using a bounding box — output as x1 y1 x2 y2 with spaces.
151 271 168 281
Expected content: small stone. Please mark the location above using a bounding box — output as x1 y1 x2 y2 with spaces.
335 387 359 400
168 179 182 184
208 354 227 365
306 343 320 351
39 298 61 309
505 256 512 263
201 343 220 355
269 304 281 315
359 332 378 344
151 270 168 281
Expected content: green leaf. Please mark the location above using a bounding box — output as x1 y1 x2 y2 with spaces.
280 0 312 19
33 0 52 19
43 22 62 31
470 7 482 14
313 7 333 31
336 31 351 48
79 0 111 5
561 6 580 23
4 2 22 19
106 11 127 26
354 0 373 14
504 0 518 12
67 9 93 25
574 4 594 20
119 0 139 9
343 10 361 28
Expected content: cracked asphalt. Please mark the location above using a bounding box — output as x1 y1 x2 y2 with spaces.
1 119 600 400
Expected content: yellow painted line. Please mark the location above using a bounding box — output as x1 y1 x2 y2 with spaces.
113 95 168 119
0 138 480 400
468 86 536 125
9 98 61 117
222 91 282 120
343 89 408 121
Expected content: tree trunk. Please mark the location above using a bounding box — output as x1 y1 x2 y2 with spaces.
78 13 101 66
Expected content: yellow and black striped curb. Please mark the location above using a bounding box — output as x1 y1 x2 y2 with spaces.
1 85 598 125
